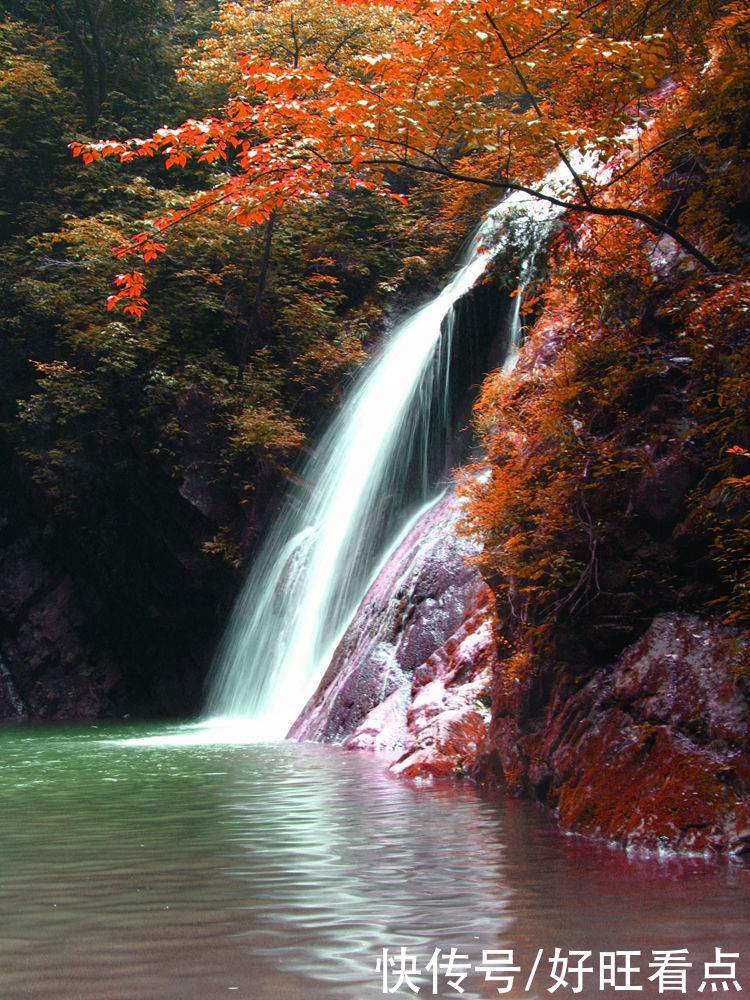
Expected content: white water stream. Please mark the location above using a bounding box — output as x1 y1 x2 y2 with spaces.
205 165 591 738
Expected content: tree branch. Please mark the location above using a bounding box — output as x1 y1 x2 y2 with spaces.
348 152 719 272
485 10 593 209
512 0 612 59
239 210 276 380
605 129 694 188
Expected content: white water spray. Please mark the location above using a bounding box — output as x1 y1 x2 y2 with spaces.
205 163 593 739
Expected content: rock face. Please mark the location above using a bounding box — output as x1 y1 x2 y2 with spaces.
0 393 250 722
287 268 750 857
289 490 498 777
472 614 750 856
0 535 119 719
289 484 750 856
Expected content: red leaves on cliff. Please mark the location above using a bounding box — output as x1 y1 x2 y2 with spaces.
459 253 750 681
453 0 750 667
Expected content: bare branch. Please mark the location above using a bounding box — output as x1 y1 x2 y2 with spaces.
349 152 719 272
484 10 594 209
606 129 694 188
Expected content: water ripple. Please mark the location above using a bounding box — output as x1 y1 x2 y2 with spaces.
0 722 748 1000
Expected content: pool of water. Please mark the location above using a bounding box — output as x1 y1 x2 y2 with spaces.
0 721 747 1000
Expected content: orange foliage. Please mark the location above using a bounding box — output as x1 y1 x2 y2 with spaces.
73 0 734 312
106 270 148 317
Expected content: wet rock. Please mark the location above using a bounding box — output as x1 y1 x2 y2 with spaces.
632 450 703 527
391 706 489 779
0 386 251 722
611 617 747 745
0 576 120 720
472 613 750 855
290 491 498 778
0 654 26 719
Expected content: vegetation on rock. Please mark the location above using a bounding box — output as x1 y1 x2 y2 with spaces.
458 0 750 675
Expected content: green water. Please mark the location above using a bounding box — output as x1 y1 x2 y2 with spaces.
0 721 748 1000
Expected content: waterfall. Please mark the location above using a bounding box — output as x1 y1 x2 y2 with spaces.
205 165 590 739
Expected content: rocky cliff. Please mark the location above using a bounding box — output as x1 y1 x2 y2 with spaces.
289 242 750 857
0 393 252 721
474 613 749 856
289 486 749 856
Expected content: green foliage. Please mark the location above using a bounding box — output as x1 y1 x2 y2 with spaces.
0 0 440 578
0 19 72 237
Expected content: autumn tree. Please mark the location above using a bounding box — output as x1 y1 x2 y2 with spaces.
0 19 70 235
72 0 741 317
3 0 430 580
178 0 396 93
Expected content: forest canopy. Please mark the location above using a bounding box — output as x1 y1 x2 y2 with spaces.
72 0 748 316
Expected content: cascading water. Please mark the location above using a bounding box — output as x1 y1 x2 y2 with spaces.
206 163 592 739
204 251 494 737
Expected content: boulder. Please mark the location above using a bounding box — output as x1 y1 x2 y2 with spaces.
472 613 750 855
290 490 498 778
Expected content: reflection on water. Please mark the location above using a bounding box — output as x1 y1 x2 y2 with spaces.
0 722 748 1000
